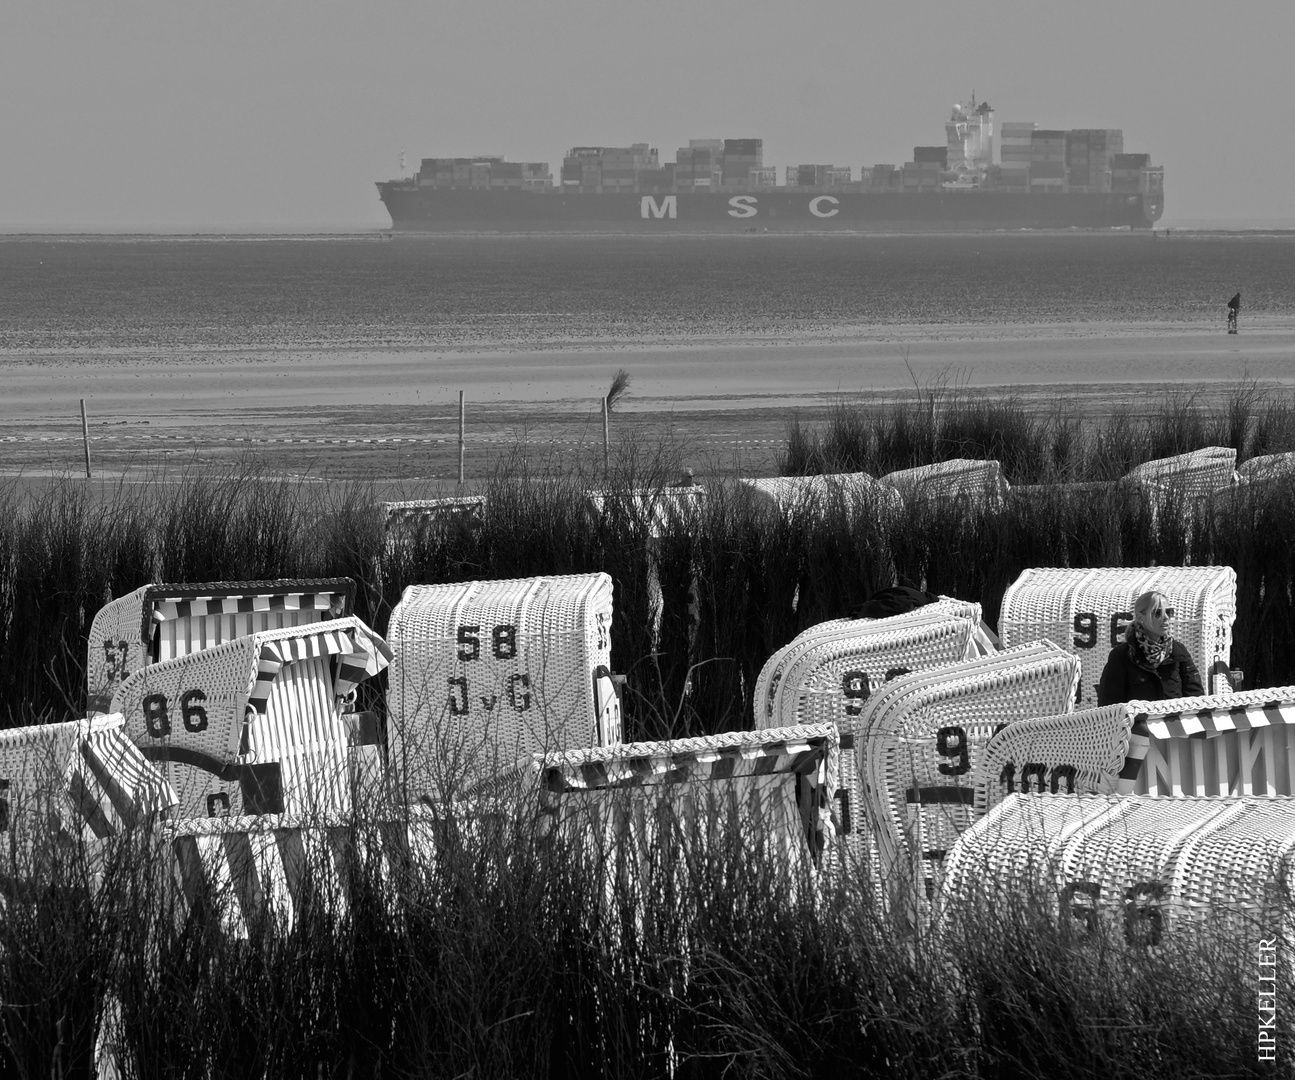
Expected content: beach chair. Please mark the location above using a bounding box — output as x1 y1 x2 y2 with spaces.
942 792 1295 944
385 573 621 800
973 685 1295 825
878 458 1007 506
738 473 905 517
110 616 391 819
0 714 177 861
87 578 355 714
858 641 1080 908
1122 446 1238 499
470 724 840 902
998 566 1237 704
1235 451 1295 486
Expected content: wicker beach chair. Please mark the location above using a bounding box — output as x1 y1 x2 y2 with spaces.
998 566 1237 704
1235 452 1295 486
386 574 620 800
738 473 905 517
110 616 391 819
942 792 1295 943
752 595 988 728
87 578 355 715
1122 446 1238 499
973 686 1295 824
0 714 177 860
164 806 452 938
878 458 1008 506
858 640 1080 905
469 724 840 897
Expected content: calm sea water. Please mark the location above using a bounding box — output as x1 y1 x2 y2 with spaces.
2 233 1293 353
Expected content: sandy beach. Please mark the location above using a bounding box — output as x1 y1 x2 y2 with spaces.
5 322 1293 480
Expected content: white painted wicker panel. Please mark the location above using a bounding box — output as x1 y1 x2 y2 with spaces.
386 573 616 798
998 566 1236 708
858 641 1081 901
738 473 905 517
1122 446 1237 497
879 458 1007 505
943 793 1295 943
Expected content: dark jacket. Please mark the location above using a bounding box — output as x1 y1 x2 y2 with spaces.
1097 639 1204 706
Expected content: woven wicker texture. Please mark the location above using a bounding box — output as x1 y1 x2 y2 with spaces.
110 617 390 819
859 641 1081 894
1122 446 1238 498
878 459 1007 505
738 473 905 517
386 574 617 800
998 566 1237 708
752 595 984 727
0 714 177 855
975 685 1295 822
87 578 354 714
1236 451 1295 484
942 793 1295 941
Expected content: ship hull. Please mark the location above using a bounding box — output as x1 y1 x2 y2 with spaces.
376 185 1162 233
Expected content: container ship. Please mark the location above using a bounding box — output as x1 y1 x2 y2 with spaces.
376 98 1164 233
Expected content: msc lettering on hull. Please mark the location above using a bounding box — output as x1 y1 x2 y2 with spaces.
640 196 677 219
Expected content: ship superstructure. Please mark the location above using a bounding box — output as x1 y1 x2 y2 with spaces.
377 98 1164 232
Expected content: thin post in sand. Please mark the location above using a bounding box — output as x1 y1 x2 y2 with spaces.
458 390 465 485
79 398 92 478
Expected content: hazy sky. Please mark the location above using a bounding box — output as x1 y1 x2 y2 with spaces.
3 0 1292 230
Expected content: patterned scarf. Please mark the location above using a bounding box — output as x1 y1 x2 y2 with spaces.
1133 622 1173 668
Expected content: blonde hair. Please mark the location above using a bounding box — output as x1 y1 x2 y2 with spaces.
1125 590 1170 644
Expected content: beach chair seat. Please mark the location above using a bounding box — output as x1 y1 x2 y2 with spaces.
386 574 620 800
87 578 355 714
998 566 1237 705
942 792 1295 944
858 641 1080 905
1233 451 1295 488
0 714 177 862
1122 446 1237 499
738 472 905 517
471 724 840 898
110 617 391 819
973 686 1295 823
878 458 1007 505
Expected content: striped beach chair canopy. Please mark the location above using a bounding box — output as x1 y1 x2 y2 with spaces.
386 574 620 801
477 724 840 873
998 566 1237 706
858 641 1080 907
164 805 452 938
110 616 391 820
738 473 905 517
1121 446 1238 498
87 577 355 715
0 714 177 861
942 792 1295 945
878 458 1007 505
973 686 1295 823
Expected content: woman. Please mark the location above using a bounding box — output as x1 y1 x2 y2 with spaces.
1097 591 1204 706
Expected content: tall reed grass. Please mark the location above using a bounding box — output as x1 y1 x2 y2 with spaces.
4 388 1295 731
1 795 1288 1078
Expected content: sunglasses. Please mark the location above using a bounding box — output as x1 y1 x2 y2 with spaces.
1150 607 1175 618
